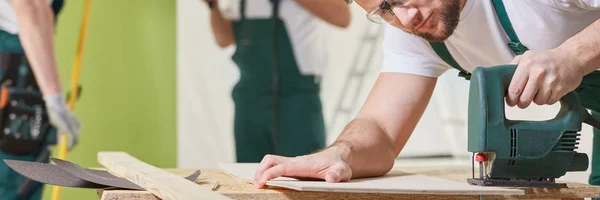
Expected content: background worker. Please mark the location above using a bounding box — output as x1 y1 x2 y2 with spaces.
0 0 81 199
204 0 351 162
252 0 600 188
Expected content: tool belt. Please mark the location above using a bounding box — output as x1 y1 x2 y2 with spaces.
0 52 57 155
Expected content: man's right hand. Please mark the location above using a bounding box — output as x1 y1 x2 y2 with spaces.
253 146 353 188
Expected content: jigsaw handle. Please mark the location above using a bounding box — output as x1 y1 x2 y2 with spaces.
501 65 586 130
469 65 590 133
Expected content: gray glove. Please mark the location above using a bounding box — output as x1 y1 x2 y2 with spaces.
43 94 82 150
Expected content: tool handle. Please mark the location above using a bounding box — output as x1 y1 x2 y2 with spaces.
497 65 584 131
469 65 588 132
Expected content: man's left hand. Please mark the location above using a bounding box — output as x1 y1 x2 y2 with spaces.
506 49 584 108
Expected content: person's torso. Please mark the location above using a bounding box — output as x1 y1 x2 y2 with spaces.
223 0 328 76
442 0 600 73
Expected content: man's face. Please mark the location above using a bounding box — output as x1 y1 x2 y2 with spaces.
356 0 462 42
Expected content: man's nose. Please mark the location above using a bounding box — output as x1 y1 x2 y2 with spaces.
394 7 420 28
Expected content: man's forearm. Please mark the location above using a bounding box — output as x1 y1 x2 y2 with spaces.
295 0 351 28
208 1 234 48
556 18 600 75
326 73 437 179
12 0 62 96
328 118 397 179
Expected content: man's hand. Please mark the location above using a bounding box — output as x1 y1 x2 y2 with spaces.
44 94 81 150
506 49 584 108
253 146 352 188
253 73 437 188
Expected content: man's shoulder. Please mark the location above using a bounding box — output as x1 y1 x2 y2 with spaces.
558 0 600 10
529 0 600 10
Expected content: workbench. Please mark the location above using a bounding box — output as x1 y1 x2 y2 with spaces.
97 165 600 200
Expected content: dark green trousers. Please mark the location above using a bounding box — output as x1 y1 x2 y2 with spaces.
230 0 325 162
580 72 600 193
0 30 49 200
232 87 325 162
592 111 600 184
0 147 46 200
592 110 600 200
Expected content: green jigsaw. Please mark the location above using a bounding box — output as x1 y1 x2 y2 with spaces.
466 65 600 188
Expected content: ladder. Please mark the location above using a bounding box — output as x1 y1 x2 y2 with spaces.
327 23 384 136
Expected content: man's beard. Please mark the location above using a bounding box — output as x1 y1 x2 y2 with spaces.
417 0 461 42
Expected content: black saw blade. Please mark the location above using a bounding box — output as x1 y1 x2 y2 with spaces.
51 158 201 189
184 169 202 182
51 158 143 190
3 159 108 189
5 158 202 190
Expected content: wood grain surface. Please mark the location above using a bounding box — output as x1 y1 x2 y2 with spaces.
98 165 600 200
97 151 230 200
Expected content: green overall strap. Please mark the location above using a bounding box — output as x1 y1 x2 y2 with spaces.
430 41 471 80
491 0 529 55
240 0 246 21
429 0 529 80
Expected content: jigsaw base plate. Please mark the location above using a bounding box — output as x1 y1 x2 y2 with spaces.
467 178 567 188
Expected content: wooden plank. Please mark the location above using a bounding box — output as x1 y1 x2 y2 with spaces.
219 163 523 195
97 151 230 200
97 167 600 200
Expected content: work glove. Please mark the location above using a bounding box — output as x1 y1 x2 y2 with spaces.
43 94 82 151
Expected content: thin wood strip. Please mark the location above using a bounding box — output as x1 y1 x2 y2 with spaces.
97 151 230 200
219 163 524 196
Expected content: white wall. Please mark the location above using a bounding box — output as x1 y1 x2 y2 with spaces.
177 0 238 168
176 0 595 184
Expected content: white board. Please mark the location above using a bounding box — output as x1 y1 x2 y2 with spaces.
218 163 524 195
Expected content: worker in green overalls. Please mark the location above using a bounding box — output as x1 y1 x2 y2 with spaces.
0 0 81 199
250 0 600 193
204 0 350 162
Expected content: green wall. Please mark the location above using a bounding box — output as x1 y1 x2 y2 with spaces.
43 0 177 199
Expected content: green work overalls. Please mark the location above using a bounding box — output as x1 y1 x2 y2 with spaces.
0 1 63 199
230 0 325 162
430 0 600 188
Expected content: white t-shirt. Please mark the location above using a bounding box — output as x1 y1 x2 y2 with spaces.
0 0 54 34
222 0 328 76
381 0 600 77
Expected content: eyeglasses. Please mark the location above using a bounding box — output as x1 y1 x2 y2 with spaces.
367 0 411 24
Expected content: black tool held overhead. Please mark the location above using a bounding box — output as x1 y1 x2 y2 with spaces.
466 64 600 188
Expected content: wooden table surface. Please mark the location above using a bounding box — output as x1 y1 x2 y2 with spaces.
97 165 600 200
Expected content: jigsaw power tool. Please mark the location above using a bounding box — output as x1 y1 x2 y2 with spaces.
466 64 600 188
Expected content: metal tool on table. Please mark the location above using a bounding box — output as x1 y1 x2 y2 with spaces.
466 64 600 188
3 158 201 190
